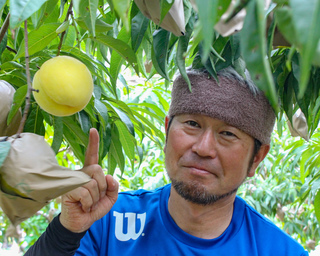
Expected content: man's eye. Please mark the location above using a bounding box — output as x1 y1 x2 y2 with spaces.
221 131 236 137
186 120 199 127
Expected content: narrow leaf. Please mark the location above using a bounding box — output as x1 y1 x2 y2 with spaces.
100 123 111 163
108 124 125 174
115 120 135 170
109 26 131 94
24 106 45 135
51 116 63 154
152 29 170 80
63 124 85 163
314 189 320 225
131 11 149 52
112 106 135 136
7 84 27 125
290 0 320 98
15 23 60 60
94 35 139 74
195 0 218 61
79 0 99 37
160 0 174 25
176 15 194 90
112 0 131 31
9 0 47 29
0 33 7 57
62 116 88 146
240 0 278 111
94 99 108 128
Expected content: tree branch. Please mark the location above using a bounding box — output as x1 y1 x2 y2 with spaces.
16 20 32 138
0 14 10 45
57 2 73 56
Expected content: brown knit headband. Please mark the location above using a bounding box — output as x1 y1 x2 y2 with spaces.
168 69 276 144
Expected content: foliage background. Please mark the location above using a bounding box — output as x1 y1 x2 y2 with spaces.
0 0 319 254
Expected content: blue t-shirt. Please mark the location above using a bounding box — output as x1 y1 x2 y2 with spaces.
76 184 308 256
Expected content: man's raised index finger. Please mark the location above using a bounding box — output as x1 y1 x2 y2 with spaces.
84 128 99 167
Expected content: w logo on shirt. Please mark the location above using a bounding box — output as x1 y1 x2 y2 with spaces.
113 211 146 241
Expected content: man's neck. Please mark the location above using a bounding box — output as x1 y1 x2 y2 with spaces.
168 187 236 239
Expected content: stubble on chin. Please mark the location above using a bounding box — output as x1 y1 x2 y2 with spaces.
171 179 240 206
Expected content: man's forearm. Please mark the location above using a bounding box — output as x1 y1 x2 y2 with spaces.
24 214 87 256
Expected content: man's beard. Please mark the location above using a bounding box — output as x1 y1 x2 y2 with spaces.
169 157 254 206
171 179 240 206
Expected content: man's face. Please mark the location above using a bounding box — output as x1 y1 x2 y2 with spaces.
164 114 262 205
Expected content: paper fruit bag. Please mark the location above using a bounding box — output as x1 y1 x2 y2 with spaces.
0 133 91 225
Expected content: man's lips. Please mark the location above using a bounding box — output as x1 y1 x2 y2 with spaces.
183 164 217 176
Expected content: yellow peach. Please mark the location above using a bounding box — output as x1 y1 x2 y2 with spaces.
32 56 93 116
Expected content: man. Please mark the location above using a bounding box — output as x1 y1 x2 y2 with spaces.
26 67 308 255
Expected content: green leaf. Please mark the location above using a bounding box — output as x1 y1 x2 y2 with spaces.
0 141 11 168
176 15 194 90
133 111 165 142
7 84 27 125
78 110 91 134
94 99 108 128
160 0 174 25
108 124 124 175
94 35 139 74
75 17 113 33
0 70 27 87
195 0 219 61
79 0 99 37
131 10 149 52
274 7 296 46
314 189 320 224
63 123 85 163
108 153 117 175
129 102 166 121
112 106 135 136
0 33 7 58
99 123 111 163
31 0 59 29
9 0 48 29
152 29 170 80
115 120 135 170
290 0 320 98
109 26 131 95
240 0 278 111
112 0 131 31
15 23 60 60
60 0 67 18
51 116 63 154
62 116 88 147
24 106 45 135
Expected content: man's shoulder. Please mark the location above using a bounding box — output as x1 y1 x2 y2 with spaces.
235 196 308 255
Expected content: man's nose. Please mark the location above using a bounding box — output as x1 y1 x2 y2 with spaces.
191 129 217 158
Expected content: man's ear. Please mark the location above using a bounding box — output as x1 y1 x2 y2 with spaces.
164 116 170 152
247 144 270 177
165 116 170 134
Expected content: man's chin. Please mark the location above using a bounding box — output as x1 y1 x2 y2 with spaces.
171 179 238 206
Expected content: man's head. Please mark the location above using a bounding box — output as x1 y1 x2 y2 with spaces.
165 67 276 206
168 67 276 145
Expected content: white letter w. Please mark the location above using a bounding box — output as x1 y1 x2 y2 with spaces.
113 211 146 241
